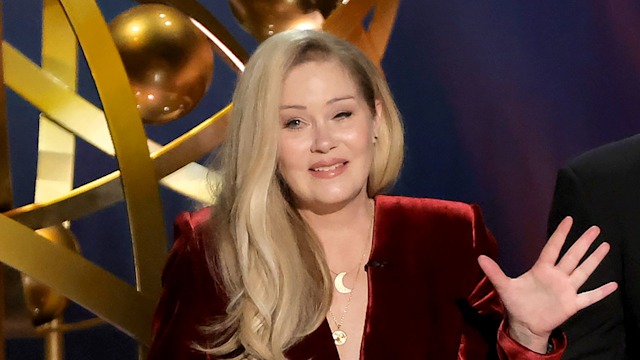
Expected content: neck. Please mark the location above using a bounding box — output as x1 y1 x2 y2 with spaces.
299 194 375 271
300 195 373 237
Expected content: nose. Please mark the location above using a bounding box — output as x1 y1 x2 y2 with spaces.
310 123 337 153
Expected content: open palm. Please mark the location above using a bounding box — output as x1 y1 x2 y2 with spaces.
478 217 618 352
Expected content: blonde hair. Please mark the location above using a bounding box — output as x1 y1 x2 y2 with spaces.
201 30 404 359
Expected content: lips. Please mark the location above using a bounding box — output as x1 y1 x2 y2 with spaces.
309 159 348 178
311 162 345 172
309 159 348 172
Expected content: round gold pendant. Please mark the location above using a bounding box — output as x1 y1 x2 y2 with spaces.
332 329 347 346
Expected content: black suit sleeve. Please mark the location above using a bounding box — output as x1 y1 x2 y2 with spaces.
548 167 593 253
547 167 625 360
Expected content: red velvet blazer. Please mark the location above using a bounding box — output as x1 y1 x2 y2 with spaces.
148 195 565 359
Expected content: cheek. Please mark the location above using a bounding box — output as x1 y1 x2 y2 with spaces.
342 126 375 154
276 156 295 191
278 132 309 152
277 136 306 173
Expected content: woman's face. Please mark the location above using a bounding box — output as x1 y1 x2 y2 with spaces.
277 59 380 213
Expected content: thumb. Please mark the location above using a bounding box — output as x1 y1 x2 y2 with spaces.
477 255 510 293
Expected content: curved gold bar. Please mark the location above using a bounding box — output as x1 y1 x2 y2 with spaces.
2 41 116 155
57 0 167 298
36 117 75 203
4 105 230 230
324 0 376 37
42 0 77 87
324 0 399 65
137 0 249 71
35 0 77 207
347 24 381 64
2 42 224 204
152 104 231 176
0 215 155 345
366 0 399 59
5 172 122 230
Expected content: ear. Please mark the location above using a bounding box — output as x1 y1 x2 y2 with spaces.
372 99 382 141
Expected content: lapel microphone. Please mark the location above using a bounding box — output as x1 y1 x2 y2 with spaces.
364 261 388 272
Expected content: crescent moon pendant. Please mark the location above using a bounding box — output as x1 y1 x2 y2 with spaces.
334 272 352 294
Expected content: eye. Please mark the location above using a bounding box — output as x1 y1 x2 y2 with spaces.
284 118 303 129
334 111 352 120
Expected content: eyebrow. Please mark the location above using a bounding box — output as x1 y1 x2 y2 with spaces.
280 96 355 110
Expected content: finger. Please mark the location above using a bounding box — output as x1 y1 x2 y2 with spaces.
538 216 573 265
477 255 510 293
570 242 610 289
556 226 600 274
576 281 618 311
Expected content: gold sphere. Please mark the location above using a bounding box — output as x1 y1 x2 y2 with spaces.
110 4 214 124
21 225 81 327
229 0 340 42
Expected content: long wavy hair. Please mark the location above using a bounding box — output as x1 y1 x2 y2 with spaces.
200 30 404 359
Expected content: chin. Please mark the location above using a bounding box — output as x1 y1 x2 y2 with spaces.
305 190 365 211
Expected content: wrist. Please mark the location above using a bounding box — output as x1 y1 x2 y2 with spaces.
507 322 551 354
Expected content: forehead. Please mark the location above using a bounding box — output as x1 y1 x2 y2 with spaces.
281 59 359 104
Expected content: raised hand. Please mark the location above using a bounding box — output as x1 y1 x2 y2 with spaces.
477 217 618 353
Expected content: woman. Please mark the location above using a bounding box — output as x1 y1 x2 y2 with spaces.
148 30 616 359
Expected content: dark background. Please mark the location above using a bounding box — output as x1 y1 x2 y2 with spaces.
3 0 640 358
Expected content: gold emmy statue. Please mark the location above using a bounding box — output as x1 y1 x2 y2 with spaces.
0 0 398 359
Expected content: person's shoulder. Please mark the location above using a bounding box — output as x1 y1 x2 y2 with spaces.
568 133 640 174
173 206 213 253
376 194 475 214
375 195 479 223
374 196 495 260
175 206 212 228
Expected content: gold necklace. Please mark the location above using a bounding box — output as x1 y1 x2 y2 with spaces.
329 256 363 276
328 210 374 346
331 252 367 294
328 253 364 346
